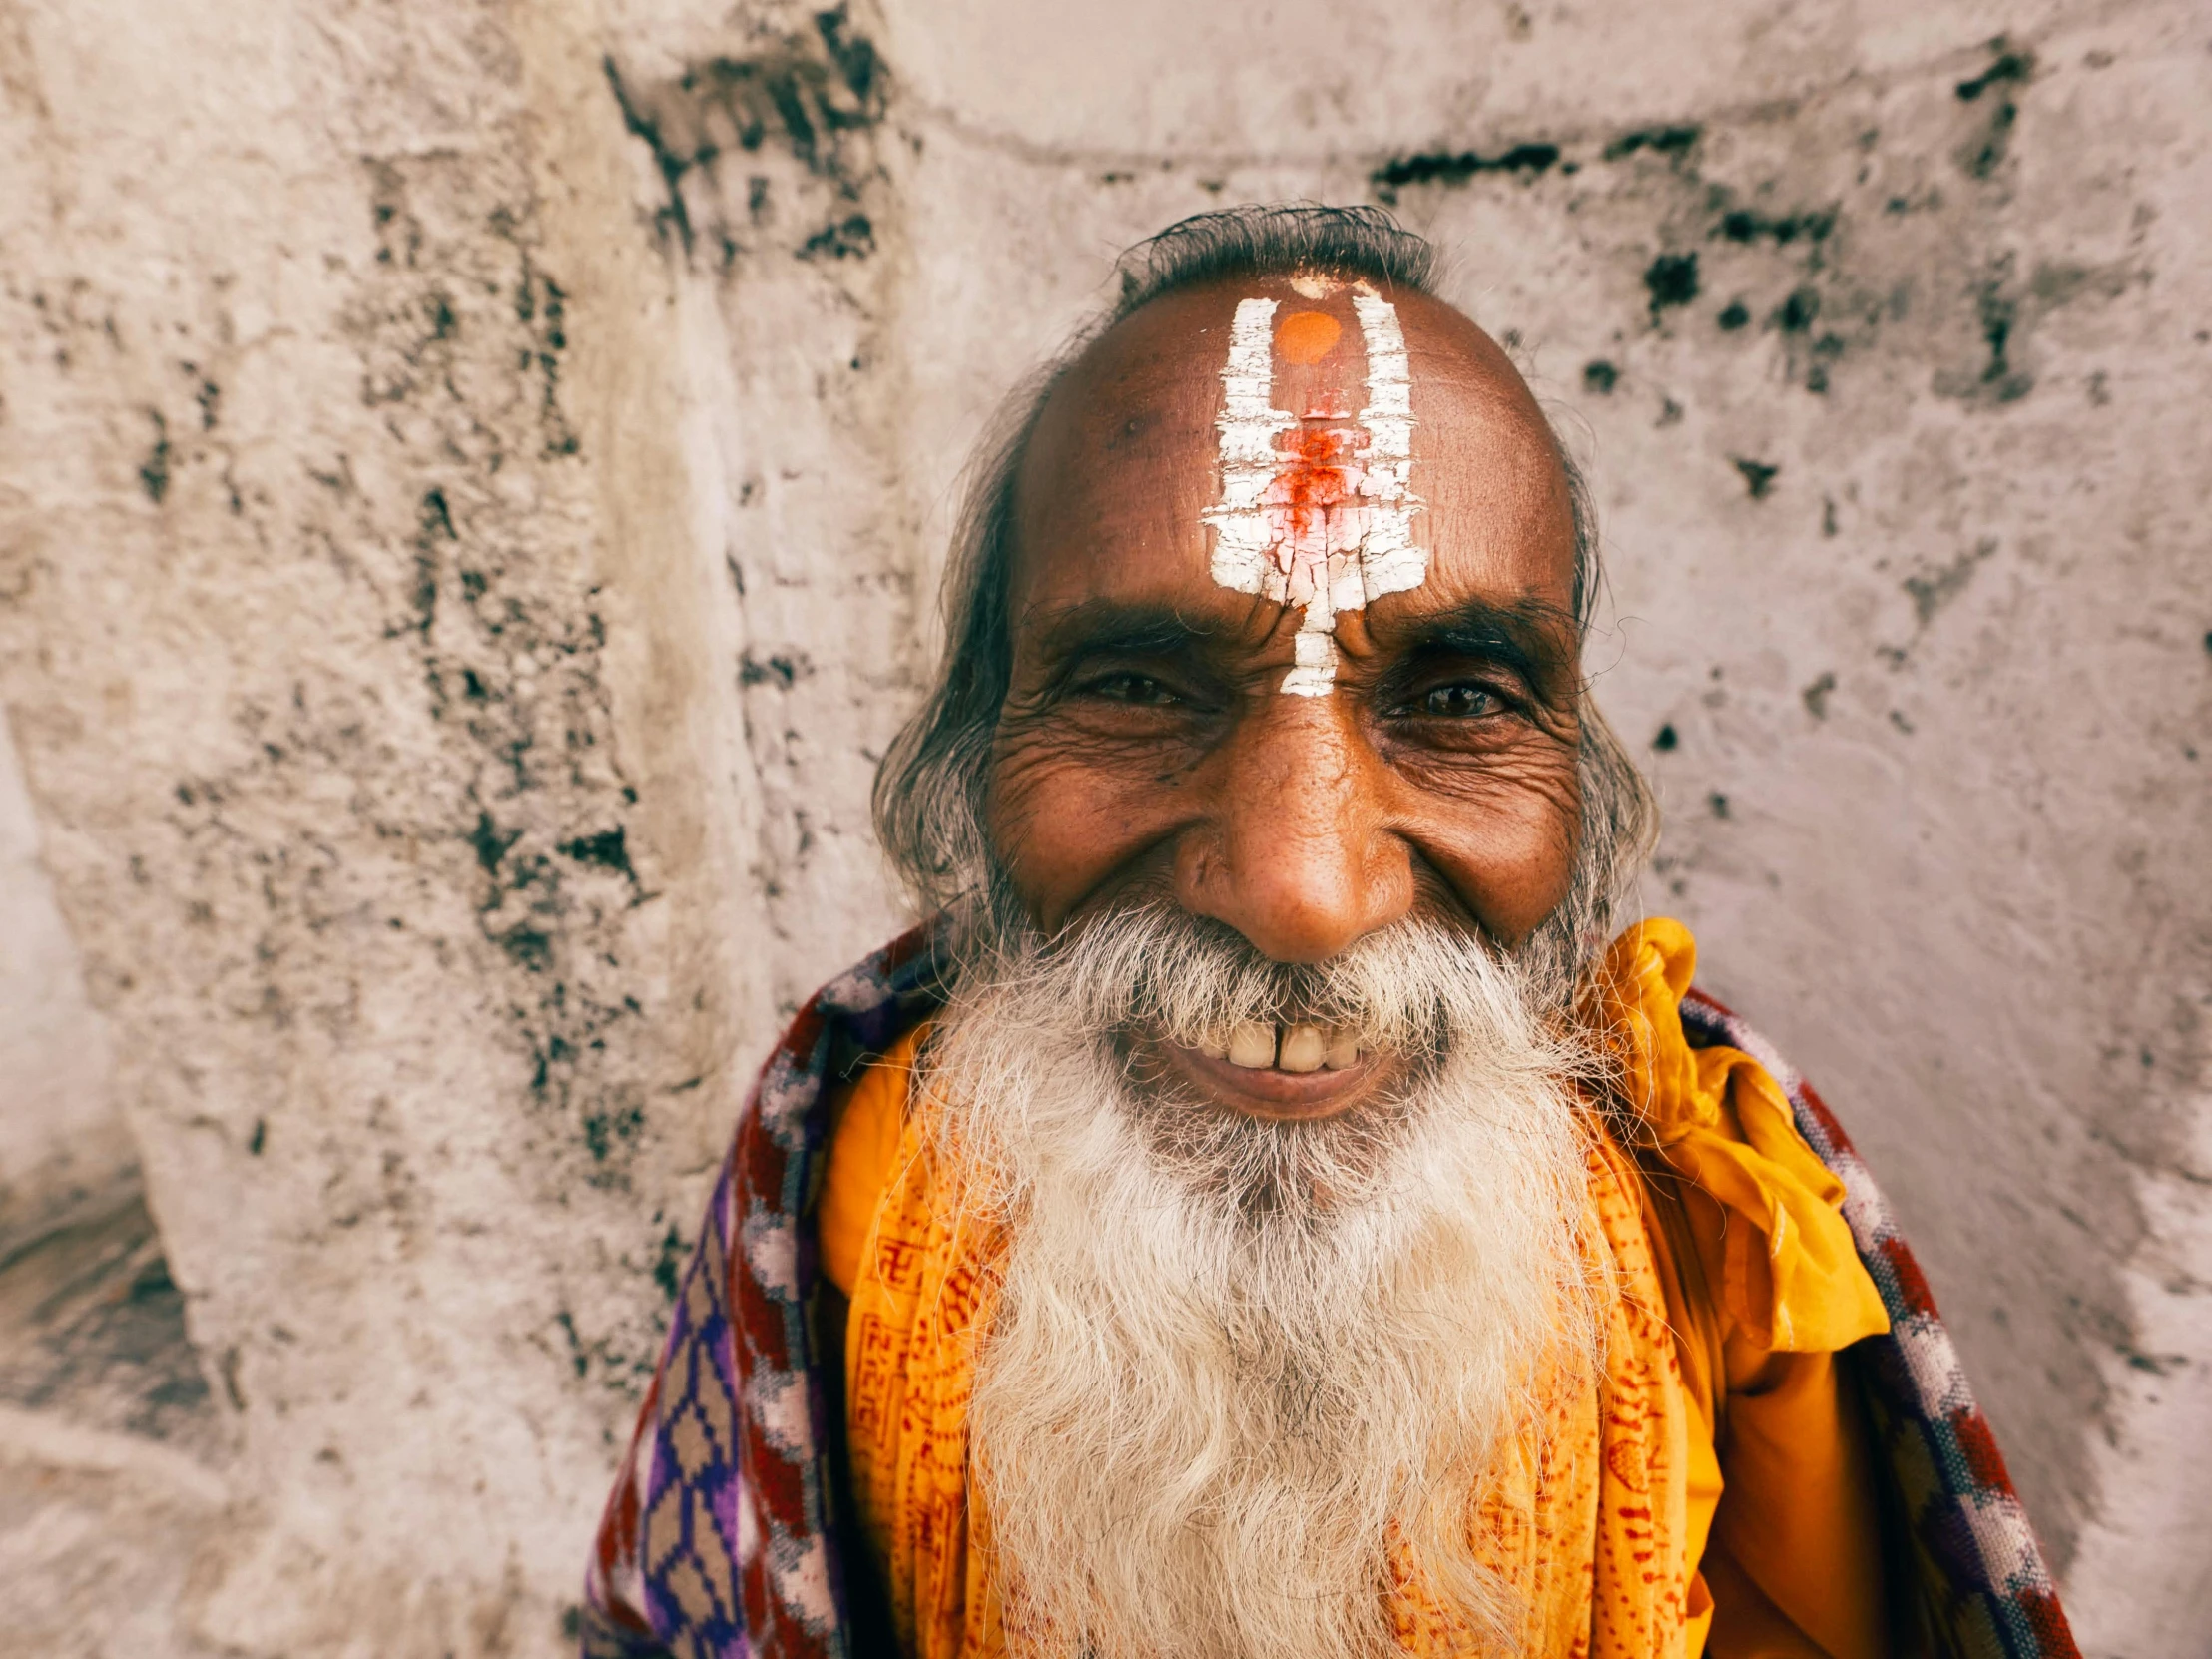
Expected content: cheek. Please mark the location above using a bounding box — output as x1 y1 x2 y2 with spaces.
986 738 1169 926
1404 760 1581 943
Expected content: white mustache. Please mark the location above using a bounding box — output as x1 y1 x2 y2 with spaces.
965 900 1571 1073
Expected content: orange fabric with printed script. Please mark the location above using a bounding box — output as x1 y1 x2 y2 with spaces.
819 919 1892 1657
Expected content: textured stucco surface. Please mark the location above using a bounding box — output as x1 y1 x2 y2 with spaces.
0 670 123 1225
0 1 2206 1654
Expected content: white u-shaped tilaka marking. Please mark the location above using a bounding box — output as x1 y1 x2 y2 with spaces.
1200 292 1425 695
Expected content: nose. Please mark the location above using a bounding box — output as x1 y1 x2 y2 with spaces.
1173 694 1414 963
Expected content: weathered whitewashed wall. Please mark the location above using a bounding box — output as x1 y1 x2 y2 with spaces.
0 705 122 1218
0 0 2205 1654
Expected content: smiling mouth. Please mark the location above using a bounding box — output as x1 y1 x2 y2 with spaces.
1200 1021 1363 1073
1151 1023 1386 1121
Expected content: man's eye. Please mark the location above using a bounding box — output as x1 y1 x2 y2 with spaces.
1417 683 1503 718
1085 673 1180 707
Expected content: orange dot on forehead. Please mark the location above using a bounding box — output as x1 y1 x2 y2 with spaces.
1275 309 1343 365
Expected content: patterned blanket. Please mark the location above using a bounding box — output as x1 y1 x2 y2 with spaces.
581 927 2079 1659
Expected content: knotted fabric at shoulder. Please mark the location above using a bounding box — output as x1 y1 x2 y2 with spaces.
1596 918 1889 1356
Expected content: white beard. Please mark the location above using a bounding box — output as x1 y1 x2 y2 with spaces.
917 906 1600 1659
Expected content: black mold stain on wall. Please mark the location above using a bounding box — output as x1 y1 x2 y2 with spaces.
1360 68 2135 412
799 212 875 260
1645 252 1699 321
1955 43 2034 180
1371 142 1560 204
338 152 663 1203
1902 537 1999 627
1732 457 1779 498
603 4 887 268
1604 125 1701 162
1717 205 1838 248
138 411 171 503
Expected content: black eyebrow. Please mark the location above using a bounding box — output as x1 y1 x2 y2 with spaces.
1029 600 1218 664
1390 596 1580 689
1021 593 1581 699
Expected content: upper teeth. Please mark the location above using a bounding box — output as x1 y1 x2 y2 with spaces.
1227 1023 1276 1069
1204 1024 1364 1072
1277 1025 1327 1072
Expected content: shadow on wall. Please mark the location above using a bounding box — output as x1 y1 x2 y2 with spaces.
0 1167 218 1457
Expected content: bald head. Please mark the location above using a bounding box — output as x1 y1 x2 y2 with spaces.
1012 276 1582 669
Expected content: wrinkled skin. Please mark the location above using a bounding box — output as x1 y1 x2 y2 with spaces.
989 276 1585 1121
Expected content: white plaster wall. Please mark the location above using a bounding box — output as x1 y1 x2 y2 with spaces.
0 0 2204 1654
0 712 124 1225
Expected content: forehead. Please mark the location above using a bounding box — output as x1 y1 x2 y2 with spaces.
1009 276 1578 636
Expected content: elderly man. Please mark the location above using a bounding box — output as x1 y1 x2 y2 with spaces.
583 209 2075 1659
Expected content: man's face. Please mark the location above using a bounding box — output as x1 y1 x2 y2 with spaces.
988 276 1585 1126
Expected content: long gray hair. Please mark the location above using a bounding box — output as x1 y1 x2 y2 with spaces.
872 205 1656 986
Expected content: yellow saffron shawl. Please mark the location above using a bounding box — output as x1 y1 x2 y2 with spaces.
819 920 1893 1658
